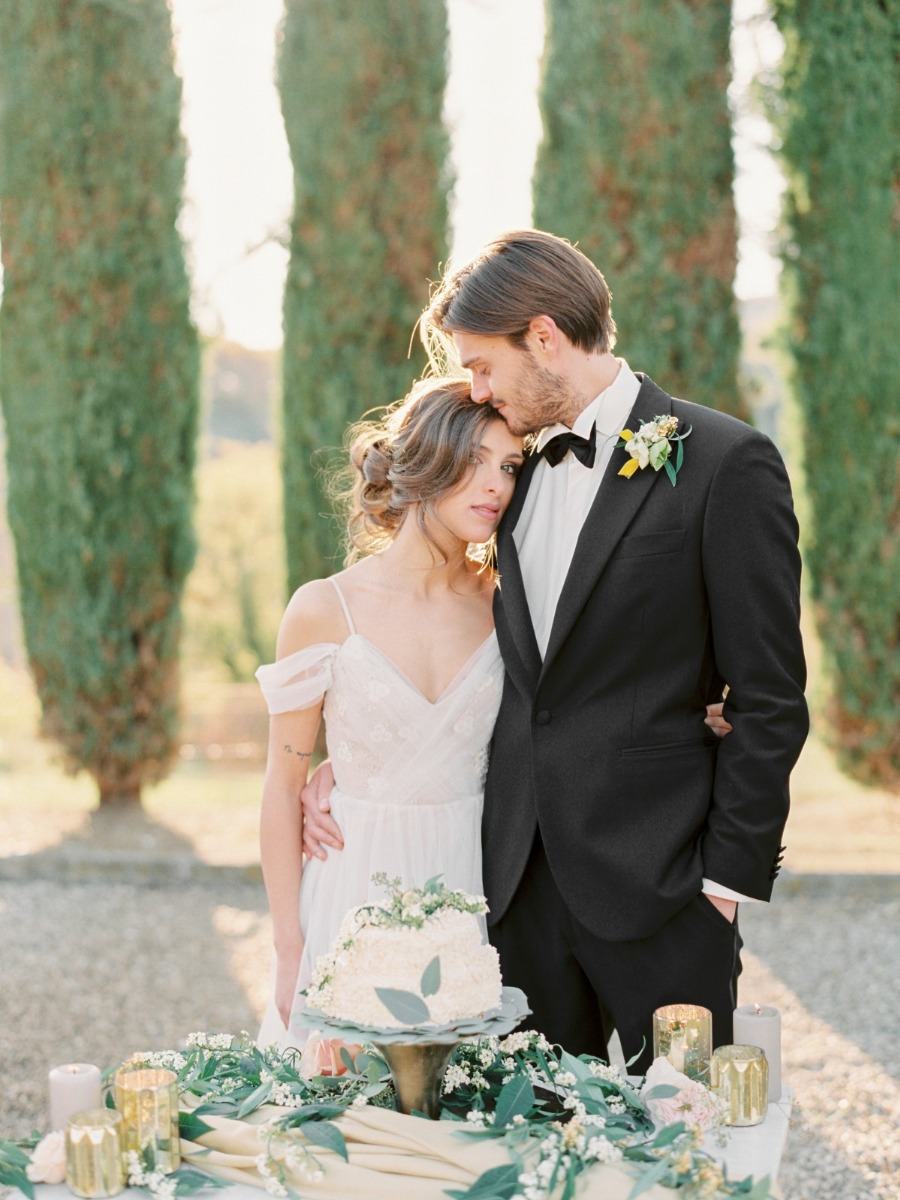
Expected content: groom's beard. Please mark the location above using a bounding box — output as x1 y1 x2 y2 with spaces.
493 352 586 436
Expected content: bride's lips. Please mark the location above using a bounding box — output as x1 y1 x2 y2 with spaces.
472 504 501 521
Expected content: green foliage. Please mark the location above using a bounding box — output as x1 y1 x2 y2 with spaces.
278 0 451 588
773 0 899 786
533 0 743 416
0 1 199 805
182 443 284 683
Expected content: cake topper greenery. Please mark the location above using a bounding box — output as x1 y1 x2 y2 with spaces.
299 873 529 1043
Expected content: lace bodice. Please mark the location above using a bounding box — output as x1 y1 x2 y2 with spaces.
256 630 503 805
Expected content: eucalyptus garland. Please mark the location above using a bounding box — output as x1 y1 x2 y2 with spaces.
114 1032 774 1200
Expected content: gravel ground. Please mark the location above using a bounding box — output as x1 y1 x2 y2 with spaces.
1 868 897 1200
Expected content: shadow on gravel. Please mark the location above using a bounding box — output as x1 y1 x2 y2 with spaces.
739 873 900 1074
0 803 263 885
0 866 269 1137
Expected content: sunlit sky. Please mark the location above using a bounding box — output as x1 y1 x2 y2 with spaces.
172 0 784 350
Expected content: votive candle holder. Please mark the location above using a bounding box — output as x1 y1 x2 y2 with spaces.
710 1044 769 1126
113 1067 181 1174
65 1109 126 1198
652 1004 712 1083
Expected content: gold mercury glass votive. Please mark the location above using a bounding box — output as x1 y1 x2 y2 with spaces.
710 1044 769 1126
113 1067 181 1174
652 1004 712 1083
65 1109 126 1199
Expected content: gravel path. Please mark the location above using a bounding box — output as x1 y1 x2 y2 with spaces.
1 870 897 1199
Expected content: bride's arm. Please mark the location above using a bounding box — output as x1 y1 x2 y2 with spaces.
260 703 322 1028
258 580 342 1028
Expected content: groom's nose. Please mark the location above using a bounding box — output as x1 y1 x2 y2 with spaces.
470 375 492 403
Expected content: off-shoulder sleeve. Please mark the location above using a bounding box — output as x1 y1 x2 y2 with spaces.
255 642 339 714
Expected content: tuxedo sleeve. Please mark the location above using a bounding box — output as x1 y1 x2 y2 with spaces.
700 430 809 899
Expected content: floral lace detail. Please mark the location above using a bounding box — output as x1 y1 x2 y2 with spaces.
365 678 390 703
319 635 503 806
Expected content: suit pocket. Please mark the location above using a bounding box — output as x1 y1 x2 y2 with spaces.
615 528 686 559
694 893 738 934
619 736 718 759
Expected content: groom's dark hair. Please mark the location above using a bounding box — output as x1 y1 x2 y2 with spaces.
425 229 617 356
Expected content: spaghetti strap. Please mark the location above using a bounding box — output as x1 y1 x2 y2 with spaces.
328 576 357 637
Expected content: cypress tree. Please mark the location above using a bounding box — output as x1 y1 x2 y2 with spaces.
0 1 199 806
533 0 743 415
774 0 899 785
278 0 451 588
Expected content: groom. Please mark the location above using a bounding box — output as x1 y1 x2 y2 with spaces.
308 230 809 1070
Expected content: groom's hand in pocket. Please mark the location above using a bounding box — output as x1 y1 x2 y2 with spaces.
301 759 344 860
704 701 733 737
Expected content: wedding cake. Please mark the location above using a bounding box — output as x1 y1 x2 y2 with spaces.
304 875 503 1029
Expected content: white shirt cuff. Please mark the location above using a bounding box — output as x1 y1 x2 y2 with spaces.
702 878 763 905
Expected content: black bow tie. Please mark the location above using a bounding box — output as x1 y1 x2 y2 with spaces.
540 423 597 468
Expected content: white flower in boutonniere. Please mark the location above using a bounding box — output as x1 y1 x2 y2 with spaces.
617 414 691 486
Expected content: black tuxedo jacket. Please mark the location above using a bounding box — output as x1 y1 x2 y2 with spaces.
483 375 809 941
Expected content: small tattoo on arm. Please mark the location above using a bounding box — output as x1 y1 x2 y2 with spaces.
283 744 312 758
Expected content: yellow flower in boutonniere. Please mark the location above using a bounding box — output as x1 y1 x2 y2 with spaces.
617 414 692 486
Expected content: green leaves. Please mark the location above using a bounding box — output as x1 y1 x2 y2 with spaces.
298 1120 348 1162
374 987 431 1025
178 1111 216 1143
446 1162 520 1200
0 1141 35 1200
493 1076 535 1128
421 955 441 997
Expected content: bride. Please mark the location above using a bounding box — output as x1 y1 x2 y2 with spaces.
255 377 523 1050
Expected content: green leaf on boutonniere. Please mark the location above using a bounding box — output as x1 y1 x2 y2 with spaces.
649 439 670 470
374 987 430 1024
421 955 441 997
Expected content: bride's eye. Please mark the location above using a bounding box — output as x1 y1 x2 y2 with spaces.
501 462 519 475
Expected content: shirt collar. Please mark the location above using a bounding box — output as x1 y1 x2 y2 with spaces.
534 359 640 452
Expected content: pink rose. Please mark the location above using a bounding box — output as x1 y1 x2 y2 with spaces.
641 1056 721 1132
301 1036 361 1079
26 1131 67 1185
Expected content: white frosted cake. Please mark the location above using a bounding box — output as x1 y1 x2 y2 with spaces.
304 876 503 1029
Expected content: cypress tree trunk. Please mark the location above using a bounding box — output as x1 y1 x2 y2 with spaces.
0 1 199 807
278 0 451 588
774 0 899 785
533 0 743 415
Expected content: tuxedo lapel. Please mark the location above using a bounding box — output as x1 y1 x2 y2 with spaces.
540 379 672 673
495 452 542 690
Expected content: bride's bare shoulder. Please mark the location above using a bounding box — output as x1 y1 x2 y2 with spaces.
277 577 347 655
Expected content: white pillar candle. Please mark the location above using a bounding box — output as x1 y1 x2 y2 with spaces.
49 1063 103 1131
732 1003 781 1101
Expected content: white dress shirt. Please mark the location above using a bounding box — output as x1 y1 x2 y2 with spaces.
512 359 755 907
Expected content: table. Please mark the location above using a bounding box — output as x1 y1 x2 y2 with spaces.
33 1091 791 1200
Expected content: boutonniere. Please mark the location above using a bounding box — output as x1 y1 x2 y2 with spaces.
617 415 692 487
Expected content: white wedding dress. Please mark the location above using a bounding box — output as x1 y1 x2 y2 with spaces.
256 578 504 1049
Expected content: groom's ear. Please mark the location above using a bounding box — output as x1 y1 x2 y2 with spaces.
526 314 561 356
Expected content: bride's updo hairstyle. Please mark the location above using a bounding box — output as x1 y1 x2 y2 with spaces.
342 376 505 563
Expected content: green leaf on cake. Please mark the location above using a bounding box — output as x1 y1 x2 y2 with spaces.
374 987 431 1024
421 955 441 997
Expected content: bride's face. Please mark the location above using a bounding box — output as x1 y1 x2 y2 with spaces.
432 419 524 544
